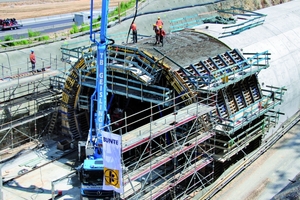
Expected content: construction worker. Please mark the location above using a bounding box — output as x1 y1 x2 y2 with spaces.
159 27 166 46
153 24 158 32
131 22 137 43
153 24 160 45
29 50 36 72
156 17 163 30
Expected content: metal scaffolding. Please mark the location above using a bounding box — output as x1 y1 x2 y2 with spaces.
117 95 217 200
0 56 65 153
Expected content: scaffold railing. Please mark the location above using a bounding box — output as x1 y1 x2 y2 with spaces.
0 69 63 151
96 94 217 199
202 51 270 92
218 7 267 38
214 85 286 135
0 54 59 80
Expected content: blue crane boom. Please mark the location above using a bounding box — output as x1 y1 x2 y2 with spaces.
89 0 110 158
77 1 115 199
78 0 138 198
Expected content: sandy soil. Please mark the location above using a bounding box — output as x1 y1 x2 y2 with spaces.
0 0 127 20
0 0 288 21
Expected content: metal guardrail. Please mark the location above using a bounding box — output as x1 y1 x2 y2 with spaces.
18 13 75 25
0 25 74 53
0 54 59 80
169 14 206 32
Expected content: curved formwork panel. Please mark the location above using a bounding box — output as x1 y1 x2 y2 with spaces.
60 57 89 140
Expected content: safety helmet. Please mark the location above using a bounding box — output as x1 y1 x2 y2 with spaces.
159 26 162 28
158 17 160 19
153 24 156 26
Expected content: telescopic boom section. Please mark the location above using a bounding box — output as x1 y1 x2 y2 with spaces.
89 0 110 158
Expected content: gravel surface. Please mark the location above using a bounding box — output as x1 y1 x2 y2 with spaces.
272 172 300 200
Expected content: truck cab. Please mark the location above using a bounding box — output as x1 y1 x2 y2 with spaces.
78 159 114 200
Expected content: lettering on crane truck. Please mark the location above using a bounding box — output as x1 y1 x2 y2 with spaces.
98 52 104 124
103 137 118 145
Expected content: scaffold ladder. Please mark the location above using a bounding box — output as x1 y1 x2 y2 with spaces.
48 109 58 136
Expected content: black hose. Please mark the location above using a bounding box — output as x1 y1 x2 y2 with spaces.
126 0 139 44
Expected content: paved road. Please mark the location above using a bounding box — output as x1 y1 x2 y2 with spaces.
0 19 73 40
0 7 119 40
0 12 101 40
0 15 73 40
212 122 300 200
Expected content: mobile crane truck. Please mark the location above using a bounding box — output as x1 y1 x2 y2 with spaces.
76 0 120 199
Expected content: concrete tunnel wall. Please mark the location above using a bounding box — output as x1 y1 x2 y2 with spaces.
194 0 300 138
0 0 299 139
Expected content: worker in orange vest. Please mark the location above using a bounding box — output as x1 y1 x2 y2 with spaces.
29 50 36 72
156 17 163 30
131 22 137 43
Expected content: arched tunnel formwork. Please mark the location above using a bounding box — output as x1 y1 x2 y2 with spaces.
60 30 285 199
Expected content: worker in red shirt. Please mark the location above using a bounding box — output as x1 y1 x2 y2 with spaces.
153 24 158 33
159 27 166 46
153 24 160 45
29 50 36 72
131 22 137 43
154 25 166 46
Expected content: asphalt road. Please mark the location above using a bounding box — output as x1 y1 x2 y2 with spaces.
0 7 116 40
0 16 73 40
0 19 73 40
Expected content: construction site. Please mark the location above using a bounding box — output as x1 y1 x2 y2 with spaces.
1 0 300 199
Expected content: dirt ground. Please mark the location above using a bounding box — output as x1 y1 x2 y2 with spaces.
0 0 289 20
0 0 128 20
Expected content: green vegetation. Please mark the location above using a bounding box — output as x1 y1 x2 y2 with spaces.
3 35 16 46
92 18 100 29
70 0 142 35
70 24 80 34
37 35 50 41
28 30 49 42
0 35 30 47
28 30 40 41
28 30 41 38
1 0 141 48
108 0 140 21
16 36 30 45
1 30 50 47
80 25 90 32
